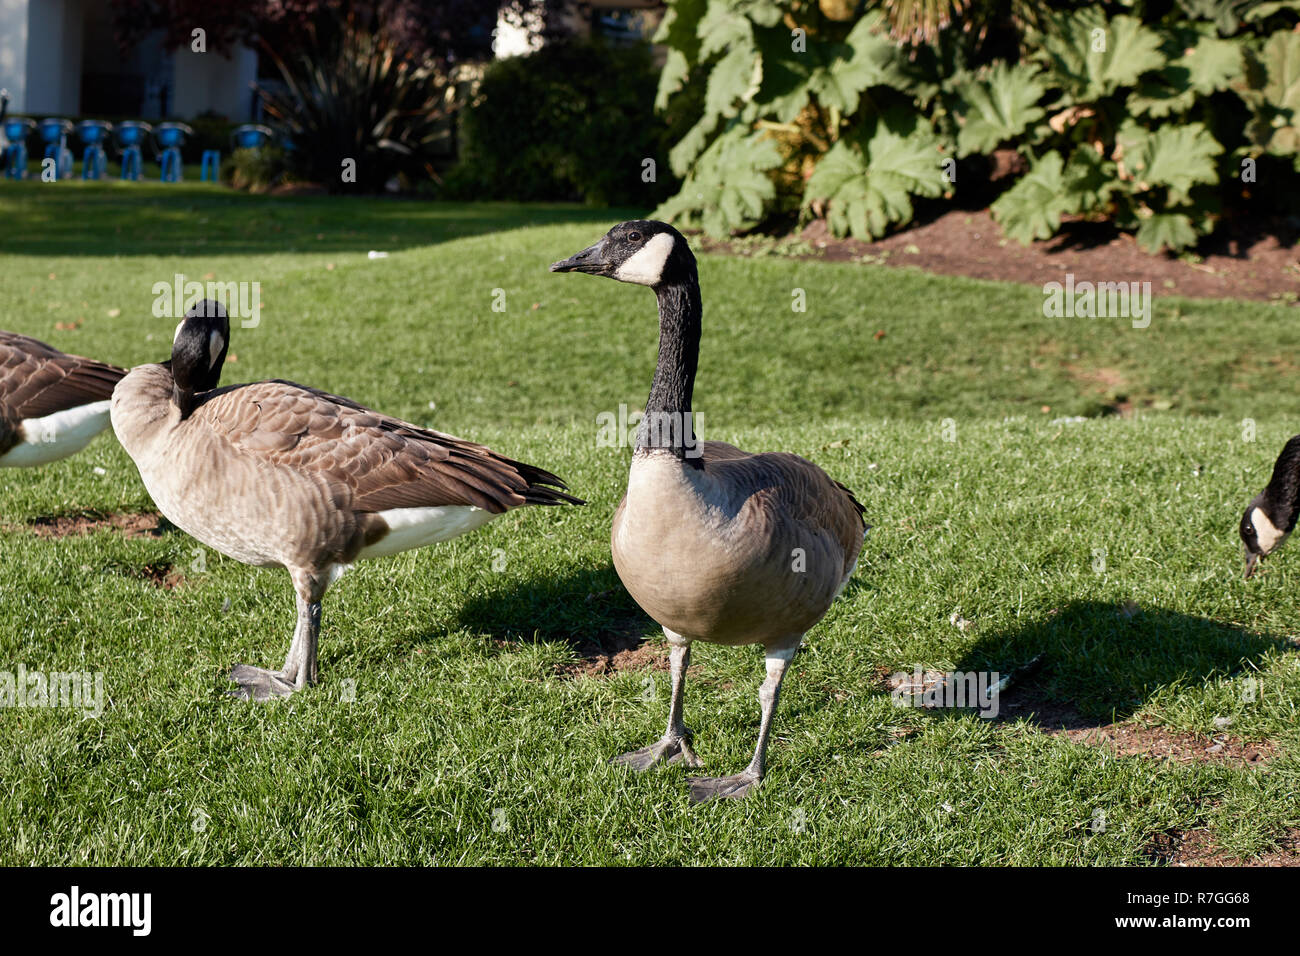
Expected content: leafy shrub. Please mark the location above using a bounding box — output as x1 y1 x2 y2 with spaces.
445 40 688 206
256 7 456 192
221 146 291 192
654 0 1300 252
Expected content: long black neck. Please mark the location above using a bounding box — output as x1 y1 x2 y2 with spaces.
637 275 702 465
1263 435 1300 532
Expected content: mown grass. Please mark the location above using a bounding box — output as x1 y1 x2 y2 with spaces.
0 179 1297 865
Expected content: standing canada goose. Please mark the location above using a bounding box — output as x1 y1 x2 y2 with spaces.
1240 434 1300 579
1 331 125 469
111 300 582 700
551 221 866 802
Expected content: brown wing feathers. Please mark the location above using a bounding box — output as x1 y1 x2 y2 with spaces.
197 380 583 514
0 331 125 421
833 479 867 528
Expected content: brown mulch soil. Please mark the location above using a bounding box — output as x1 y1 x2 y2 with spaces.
545 599 667 678
561 627 668 679
707 210 1300 303
133 562 186 590
15 510 167 539
1053 722 1274 768
885 667 1276 767
997 682 1275 768
1148 828 1300 867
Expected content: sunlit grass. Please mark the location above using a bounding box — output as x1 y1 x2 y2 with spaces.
0 182 1296 864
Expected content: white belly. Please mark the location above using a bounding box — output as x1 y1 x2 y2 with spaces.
357 505 497 559
0 401 112 468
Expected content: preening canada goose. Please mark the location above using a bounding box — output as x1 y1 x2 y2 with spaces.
552 220 866 802
1241 434 1300 579
111 300 583 700
0 331 124 469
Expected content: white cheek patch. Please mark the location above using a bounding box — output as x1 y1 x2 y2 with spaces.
173 320 185 343
1253 507 1290 555
208 330 225 369
614 232 675 286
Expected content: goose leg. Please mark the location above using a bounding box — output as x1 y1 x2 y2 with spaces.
612 633 702 771
229 571 325 701
688 641 798 803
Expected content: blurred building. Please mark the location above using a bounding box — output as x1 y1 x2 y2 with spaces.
0 0 257 119
494 0 665 58
0 0 665 119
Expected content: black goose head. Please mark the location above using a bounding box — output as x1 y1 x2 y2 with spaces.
1240 435 1300 579
171 299 230 417
1240 495 1291 580
549 220 696 289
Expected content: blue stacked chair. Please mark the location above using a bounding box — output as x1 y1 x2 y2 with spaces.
154 122 192 182
232 124 273 150
77 120 113 180
2 117 35 179
117 121 150 181
38 119 74 180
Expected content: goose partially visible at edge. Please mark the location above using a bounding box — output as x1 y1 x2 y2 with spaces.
1241 434 1300 579
551 220 867 802
0 330 124 470
111 300 583 700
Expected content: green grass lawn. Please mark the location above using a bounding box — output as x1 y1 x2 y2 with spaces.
1 179 1297 865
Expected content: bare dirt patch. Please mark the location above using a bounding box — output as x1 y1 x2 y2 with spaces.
1059 723 1274 768
1148 828 1300 867
17 510 167 539
561 625 668 679
997 683 1274 768
705 209 1300 304
130 562 186 591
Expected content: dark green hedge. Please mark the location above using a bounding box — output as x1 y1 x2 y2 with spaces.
445 40 696 206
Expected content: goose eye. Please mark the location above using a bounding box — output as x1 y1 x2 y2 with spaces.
628 232 641 243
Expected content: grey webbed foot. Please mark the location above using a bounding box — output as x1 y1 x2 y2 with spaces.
687 771 760 803
611 733 703 771
228 664 299 701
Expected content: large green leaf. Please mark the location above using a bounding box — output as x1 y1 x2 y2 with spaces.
1129 26 1244 117
950 62 1048 157
658 126 782 235
1034 10 1166 103
1243 29 1300 155
803 119 946 240
1116 120 1223 198
654 0 709 65
656 49 692 112
732 0 786 27
1178 0 1292 33
698 0 756 59
704 44 761 123
990 151 1069 244
1062 143 1122 213
756 13 911 122
669 113 720 177
1134 211 1199 252
842 13 920 94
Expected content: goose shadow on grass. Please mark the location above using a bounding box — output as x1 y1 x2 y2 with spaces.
453 563 656 659
948 600 1293 730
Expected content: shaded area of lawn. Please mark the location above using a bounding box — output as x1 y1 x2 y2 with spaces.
0 180 640 257
957 600 1290 721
